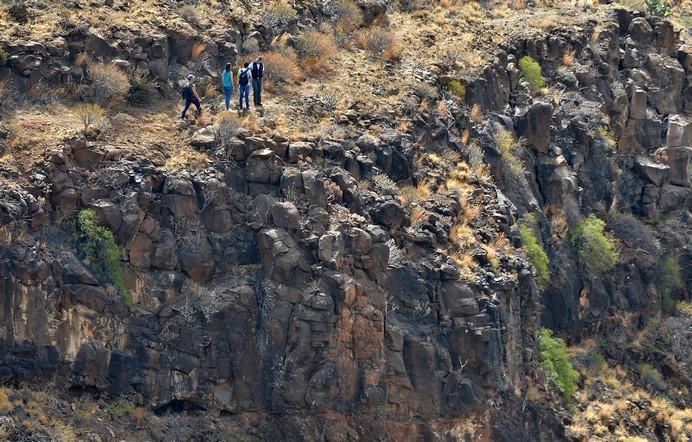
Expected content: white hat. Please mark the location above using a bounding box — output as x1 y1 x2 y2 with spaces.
187 74 194 81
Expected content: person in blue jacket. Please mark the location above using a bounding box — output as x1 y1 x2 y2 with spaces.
221 63 233 111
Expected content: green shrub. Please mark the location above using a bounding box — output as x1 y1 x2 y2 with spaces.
569 214 620 275
107 399 132 418
518 56 545 92
446 80 466 101
76 209 130 306
658 256 684 313
538 328 580 402
518 214 550 287
645 0 671 17
638 363 665 389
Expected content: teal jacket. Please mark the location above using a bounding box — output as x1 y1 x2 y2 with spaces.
222 70 233 88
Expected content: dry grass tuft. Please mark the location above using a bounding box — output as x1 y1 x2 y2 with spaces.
191 42 206 61
399 182 431 206
562 48 576 66
165 148 212 171
469 103 483 123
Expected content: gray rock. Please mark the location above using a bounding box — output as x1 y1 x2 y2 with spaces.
635 155 669 186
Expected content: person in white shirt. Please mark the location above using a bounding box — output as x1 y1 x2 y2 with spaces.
237 62 252 111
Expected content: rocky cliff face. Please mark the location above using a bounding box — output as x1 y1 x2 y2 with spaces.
0 3 689 441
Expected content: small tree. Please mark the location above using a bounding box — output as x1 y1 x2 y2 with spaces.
538 328 580 402
518 56 545 92
73 103 105 134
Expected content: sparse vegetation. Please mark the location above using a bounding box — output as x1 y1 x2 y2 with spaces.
326 0 363 34
538 328 580 402
518 214 550 286
570 214 620 275
297 30 338 76
107 399 133 418
76 209 130 306
372 173 398 195
264 1 298 35
518 55 545 92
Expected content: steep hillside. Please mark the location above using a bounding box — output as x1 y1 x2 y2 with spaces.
0 1 690 441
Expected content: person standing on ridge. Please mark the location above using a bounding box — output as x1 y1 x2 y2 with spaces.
181 74 202 120
238 62 252 112
250 55 264 107
221 63 234 112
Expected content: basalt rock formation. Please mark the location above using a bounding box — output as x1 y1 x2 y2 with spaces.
0 3 690 442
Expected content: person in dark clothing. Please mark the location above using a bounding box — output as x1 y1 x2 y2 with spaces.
238 62 251 111
250 55 264 107
181 74 202 120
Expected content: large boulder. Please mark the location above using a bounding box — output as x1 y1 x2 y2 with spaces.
659 146 692 186
271 201 300 230
628 17 653 44
515 101 552 152
371 200 405 229
667 115 692 147
635 155 670 186
246 149 283 184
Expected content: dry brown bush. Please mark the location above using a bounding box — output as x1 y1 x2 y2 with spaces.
297 30 338 59
87 63 130 106
263 51 303 84
356 27 400 59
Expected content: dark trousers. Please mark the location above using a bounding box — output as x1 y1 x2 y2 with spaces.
181 97 201 119
252 78 262 106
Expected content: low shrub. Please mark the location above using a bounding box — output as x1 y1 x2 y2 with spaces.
127 69 154 106
262 51 302 84
518 55 545 92
446 80 466 101
538 328 580 402
263 1 298 35
372 173 398 195
569 214 620 275
658 256 684 313
87 63 130 106
76 209 130 306
107 399 133 418
297 30 338 77
638 363 665 389
519 214 550 286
